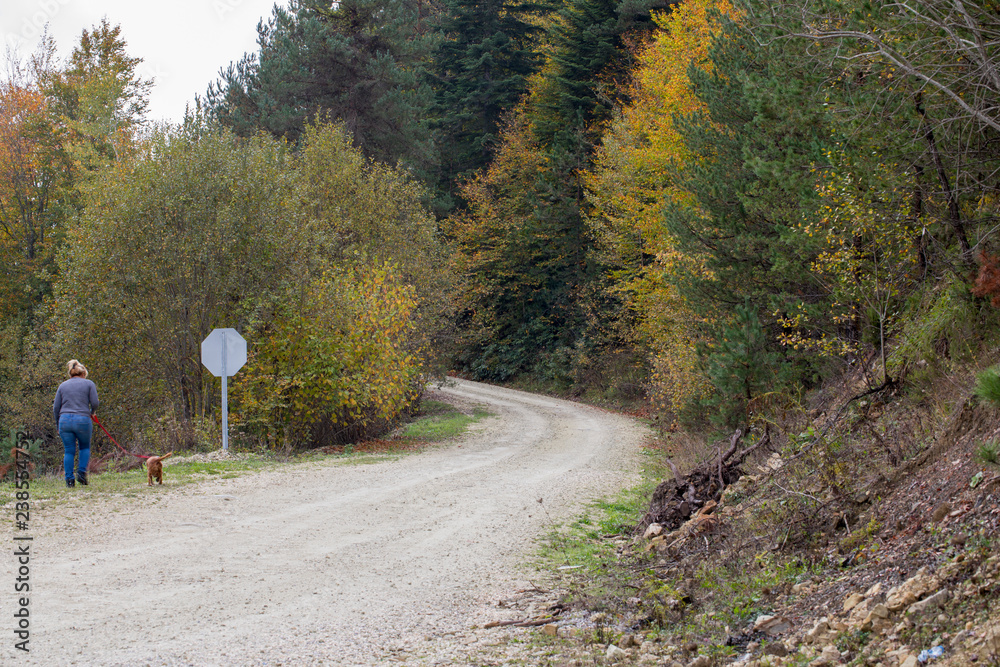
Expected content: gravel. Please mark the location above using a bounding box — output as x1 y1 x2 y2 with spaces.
3 378 647 666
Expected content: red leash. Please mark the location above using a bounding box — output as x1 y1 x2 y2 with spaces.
91 415 152 460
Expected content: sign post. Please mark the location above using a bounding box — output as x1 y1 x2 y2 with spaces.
200 328 247 451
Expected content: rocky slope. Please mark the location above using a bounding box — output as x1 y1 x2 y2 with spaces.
478 371 1000 667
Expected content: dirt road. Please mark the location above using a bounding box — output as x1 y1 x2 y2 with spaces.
3 379 647 666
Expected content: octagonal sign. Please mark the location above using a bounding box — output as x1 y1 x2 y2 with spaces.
201 328 247 378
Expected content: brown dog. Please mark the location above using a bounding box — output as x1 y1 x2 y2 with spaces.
146 452 174 486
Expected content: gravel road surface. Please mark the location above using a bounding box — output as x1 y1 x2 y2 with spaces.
3 378 647 666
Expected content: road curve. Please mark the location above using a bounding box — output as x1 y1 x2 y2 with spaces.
4 378 647 666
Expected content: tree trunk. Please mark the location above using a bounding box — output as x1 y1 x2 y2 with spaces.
916 98 972 268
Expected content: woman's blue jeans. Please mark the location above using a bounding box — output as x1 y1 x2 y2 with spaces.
59 414 92 483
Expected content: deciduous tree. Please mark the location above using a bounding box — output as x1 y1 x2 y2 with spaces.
585 0 733 413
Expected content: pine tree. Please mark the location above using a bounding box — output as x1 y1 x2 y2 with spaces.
428 0 548 213
206 0 438 175
662 16 834 425
531 0 664 147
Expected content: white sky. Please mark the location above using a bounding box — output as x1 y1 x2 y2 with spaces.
1 0 287 125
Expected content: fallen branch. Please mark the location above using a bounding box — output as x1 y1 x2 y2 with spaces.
732 425 770 467
667 457 683 487
720 429 743 464
516 585 550 594
772 481 824 505
638 428 769 535
514 618 558 627
716 446 724 496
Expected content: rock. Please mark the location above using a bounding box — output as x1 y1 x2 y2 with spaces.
873 618 893 635
886 647 912 662
644 523 664 539
865 582 883 598
860 605 890 632
688 657 712 667
886 589 919 612
808 645 841 666
906 588 950 616
848 599 872 628
843 592 865 612
619 634 639 649
886 568 940 612
899 655 919 667
606 644 628 662
972 621 1000 660
805 618 831 644
763 643 789 657
646 535 667 552
542 623 558 637
754 615 792 636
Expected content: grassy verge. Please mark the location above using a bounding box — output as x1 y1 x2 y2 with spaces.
533 449 665 619
21 454 278 502
18 397 491 503
527 447 818 664
396 399 491 441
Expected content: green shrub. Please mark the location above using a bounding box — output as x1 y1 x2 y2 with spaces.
976 439 1000 467
891 281 979 374
974 367 1000 409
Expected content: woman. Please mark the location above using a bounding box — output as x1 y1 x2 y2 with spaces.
53 359 99 487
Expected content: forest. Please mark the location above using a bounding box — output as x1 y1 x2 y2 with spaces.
2 0 1000 467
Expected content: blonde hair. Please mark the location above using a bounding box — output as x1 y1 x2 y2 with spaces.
67 359 88 378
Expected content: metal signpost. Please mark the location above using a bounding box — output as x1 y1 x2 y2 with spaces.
201 328 247 452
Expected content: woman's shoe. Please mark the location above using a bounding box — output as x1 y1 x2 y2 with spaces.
77 472 88 486
66 479 75 488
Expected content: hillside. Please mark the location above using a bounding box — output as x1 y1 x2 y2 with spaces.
494 357 1000 666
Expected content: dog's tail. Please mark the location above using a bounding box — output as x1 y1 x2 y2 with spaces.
145 452 174 466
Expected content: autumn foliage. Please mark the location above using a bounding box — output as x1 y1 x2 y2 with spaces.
972 253 1000 307
56 119 450 450
585 0 733 413
233 266 421 447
